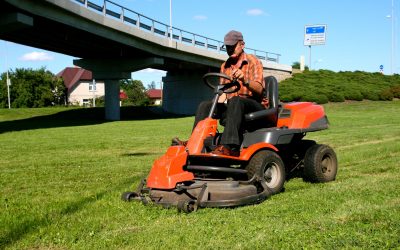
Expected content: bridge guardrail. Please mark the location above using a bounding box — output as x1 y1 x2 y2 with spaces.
72 0 281 63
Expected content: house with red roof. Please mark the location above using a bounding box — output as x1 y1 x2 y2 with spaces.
146 89 162 105
57 67 105 106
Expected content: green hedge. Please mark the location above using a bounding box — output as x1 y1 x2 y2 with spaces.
279 70 400 103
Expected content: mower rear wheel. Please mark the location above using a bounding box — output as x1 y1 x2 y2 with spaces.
303 144 338 183
246 150 285 195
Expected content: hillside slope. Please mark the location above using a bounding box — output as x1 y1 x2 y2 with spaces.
279 70 400 103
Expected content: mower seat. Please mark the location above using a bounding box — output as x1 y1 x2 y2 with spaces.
244 76 279 129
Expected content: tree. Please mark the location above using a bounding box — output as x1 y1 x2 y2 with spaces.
0 67 66 108
147 81 157 90
292 61 309 71
120 79 149 106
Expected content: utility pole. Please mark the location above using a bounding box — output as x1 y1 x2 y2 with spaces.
6 70 11 109
5 41 11 109
387 0 396 74
391 0 395 75
169 0 172 41
92 79 96 107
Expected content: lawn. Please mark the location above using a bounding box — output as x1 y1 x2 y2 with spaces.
1 102 399 249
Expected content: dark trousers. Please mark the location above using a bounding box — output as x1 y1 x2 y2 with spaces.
193 96 265 147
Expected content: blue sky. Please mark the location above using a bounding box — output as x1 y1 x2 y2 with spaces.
1 0 399 87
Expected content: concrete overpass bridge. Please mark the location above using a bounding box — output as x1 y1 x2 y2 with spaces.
0 0 292 120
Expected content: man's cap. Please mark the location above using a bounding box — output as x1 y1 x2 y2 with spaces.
224 30 243 46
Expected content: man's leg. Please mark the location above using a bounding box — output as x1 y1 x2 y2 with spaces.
193 100 213 130
173 101 225 146
220 96 265 147
193 101 226 130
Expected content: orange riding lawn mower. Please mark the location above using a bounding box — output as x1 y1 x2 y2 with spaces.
122 73 338 212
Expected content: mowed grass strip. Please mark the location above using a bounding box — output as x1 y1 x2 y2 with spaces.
1 101 399 249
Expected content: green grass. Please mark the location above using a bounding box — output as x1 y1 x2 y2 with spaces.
1 102 400 249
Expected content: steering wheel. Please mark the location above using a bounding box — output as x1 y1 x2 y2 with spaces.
202 72 241 94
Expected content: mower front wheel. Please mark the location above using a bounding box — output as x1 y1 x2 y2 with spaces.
121 191 139 202
246 150 286 195
303 144 338 183
177 200 197 213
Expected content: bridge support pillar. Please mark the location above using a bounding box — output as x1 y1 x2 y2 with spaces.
74 58 165 120
162 70 214 115
104 79 121 121
87 71 130 121
75 68 130 121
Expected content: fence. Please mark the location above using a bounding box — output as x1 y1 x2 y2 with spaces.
72 0 281 63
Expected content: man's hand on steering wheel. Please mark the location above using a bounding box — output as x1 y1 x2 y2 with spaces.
202 73 241 94
231 68 245 83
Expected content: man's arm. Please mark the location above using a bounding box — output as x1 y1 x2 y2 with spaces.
245 57 264 96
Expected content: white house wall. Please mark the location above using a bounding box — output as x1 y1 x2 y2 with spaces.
68 81 105 105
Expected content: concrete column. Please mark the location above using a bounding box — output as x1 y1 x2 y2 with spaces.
162 70 214 115
74 57 165 120
104 79 120 121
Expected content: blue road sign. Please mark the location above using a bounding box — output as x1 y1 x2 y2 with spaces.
306 26 326 34
380 65 384 70
304 24 327 46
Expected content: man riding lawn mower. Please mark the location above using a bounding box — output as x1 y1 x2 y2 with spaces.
122 73 338 213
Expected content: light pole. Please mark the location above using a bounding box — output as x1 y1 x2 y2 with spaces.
91 79 96 107
387 0 396 75
169 0 172 41
4 41 11 109
391 0 395 75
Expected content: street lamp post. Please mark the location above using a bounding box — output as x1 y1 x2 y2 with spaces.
391 0 395 75
387 0 396 75
4 41 11 109
169 0 172 41
6 70 11 109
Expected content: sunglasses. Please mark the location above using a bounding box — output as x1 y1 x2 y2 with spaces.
225 44 237 51
223 41 243 51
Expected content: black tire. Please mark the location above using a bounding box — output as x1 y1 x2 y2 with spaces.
177 200 197 213
121 191 138 202
303 144 338 183
246 150 286 195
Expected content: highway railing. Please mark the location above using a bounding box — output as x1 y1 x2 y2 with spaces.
72 0 281 63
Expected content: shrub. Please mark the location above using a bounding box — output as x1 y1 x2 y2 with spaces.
279 91 303 102
327 92 345 102
389 85 400 98
279 94 292 102
344 90 363 101
279 70 399 103
379 89 394 101
361 90 380 101
300 94 329 104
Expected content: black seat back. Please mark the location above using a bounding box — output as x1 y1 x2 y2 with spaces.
244 76 279 128
265 76 279 109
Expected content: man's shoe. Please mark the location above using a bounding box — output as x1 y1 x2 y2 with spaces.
171 137 188 146
211 145 240 157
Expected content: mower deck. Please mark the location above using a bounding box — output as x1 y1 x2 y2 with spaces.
127 179 270 212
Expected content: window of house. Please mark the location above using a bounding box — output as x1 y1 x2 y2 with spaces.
82 99 90 107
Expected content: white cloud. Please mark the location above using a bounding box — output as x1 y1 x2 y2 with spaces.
139 68 166 74
246 9 264 16
20 51 53 61
193 15 207 20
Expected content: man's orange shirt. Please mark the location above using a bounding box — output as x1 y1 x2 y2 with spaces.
220 52 265 102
